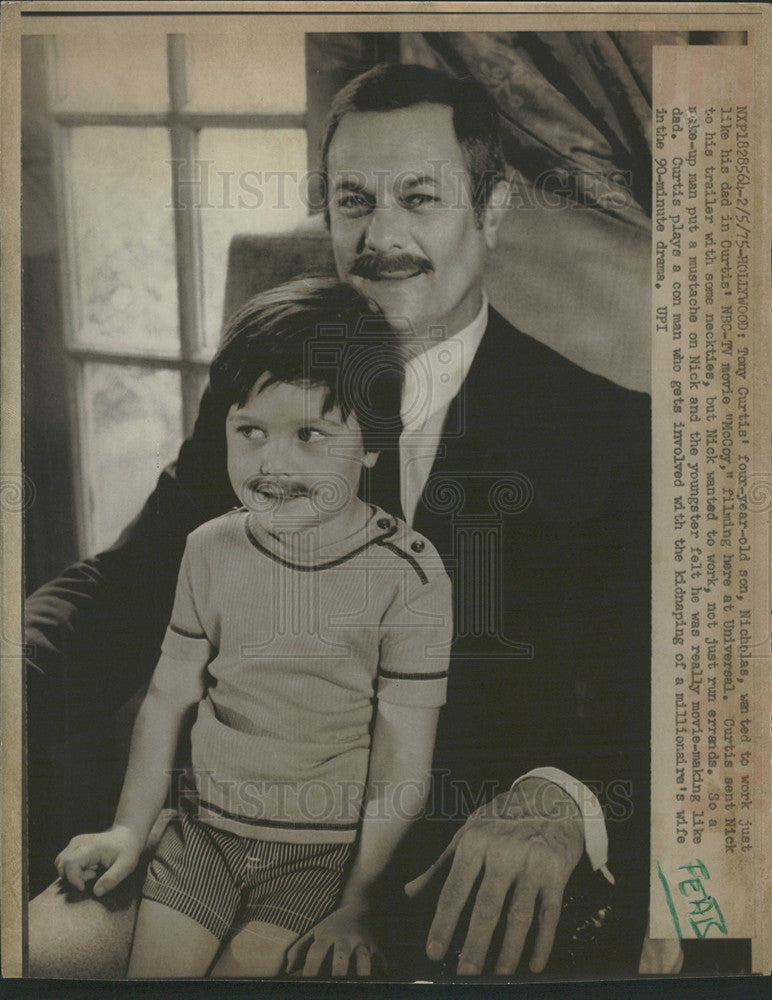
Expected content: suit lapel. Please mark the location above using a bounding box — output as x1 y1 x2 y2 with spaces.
412 308 522 541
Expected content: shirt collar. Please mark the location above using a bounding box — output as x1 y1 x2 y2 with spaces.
244 505 397 568
401 292 489 431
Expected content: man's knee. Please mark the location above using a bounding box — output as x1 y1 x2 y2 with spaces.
28 876 139 978
27 816 173 978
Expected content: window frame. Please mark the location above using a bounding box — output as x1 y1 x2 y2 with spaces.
43 32 308 556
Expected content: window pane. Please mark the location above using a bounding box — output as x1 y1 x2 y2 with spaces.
194 367 211 404
198 129 308 347
80 363 183 554
186 30 305 112
69 127 179 353
52 29 168 111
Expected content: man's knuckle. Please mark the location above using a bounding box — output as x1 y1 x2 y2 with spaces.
508 890 537 918
526 833 550 856
488 852 515 879
516 873 539 896
454 835 478 860
474 895 501 922
508 907 533 926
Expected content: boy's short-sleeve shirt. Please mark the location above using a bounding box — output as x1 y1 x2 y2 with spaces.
157 506 452 843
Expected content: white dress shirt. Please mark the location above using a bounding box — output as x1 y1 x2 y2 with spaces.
397 293 612 881
399 293 489 526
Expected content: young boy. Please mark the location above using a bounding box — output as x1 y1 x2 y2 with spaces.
55 279 453 978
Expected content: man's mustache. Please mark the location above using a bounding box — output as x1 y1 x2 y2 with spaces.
349 251 434 280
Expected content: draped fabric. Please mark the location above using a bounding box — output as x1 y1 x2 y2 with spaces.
393 31 742 391
403 31 741 221
403 31 660 223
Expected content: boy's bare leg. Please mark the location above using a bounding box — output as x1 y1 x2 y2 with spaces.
128 899 221 978
210 920 298 977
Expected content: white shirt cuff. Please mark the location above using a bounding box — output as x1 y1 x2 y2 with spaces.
511 767 615 885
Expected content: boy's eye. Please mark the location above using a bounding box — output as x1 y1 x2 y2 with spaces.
236 425 265 441
298 427 325 443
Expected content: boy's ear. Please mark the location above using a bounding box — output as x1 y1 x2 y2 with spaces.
362 450 379 469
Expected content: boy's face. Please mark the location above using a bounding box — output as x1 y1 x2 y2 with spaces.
226 375 377 531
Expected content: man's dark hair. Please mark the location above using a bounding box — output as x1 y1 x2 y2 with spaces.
210 277 402 452
321 63 506 221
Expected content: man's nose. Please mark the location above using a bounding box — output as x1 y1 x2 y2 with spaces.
363 204 409 253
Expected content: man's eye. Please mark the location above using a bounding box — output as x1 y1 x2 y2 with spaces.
404 193 439 208
298 427 325 443
236 425 265 441
336 193 371 213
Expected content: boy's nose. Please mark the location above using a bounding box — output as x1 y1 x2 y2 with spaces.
258 438 291 475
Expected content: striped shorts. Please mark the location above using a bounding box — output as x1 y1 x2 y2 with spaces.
142 812 353 940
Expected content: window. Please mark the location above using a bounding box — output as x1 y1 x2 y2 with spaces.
41 27 309 555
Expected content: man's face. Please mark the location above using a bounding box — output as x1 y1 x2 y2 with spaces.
226 375 376 533
327 104 491 340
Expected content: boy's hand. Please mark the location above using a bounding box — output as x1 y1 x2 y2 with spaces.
285 903 384 977
55 826 143 896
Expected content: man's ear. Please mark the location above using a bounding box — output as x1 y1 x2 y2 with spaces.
481 179 511 251
362 450 379 469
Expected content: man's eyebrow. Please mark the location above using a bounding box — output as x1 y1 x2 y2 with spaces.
332 177 372 194
400 174 442 189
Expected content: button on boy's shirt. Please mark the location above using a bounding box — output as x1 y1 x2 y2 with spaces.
156 506 452 843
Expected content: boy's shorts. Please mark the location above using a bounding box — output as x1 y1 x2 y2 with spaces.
142 812 353 940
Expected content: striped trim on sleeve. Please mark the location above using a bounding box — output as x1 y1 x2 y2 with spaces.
376 669 449 708
161 624 213 663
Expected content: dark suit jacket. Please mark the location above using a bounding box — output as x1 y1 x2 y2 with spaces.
26 307 651 968
411 307 650 882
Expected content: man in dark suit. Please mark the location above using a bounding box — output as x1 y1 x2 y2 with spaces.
26 64 651 977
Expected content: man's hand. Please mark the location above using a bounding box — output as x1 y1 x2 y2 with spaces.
404 779 584 975
285 903 384 977
55 826 142 897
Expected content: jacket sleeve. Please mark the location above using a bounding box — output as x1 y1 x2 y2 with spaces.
25 387 235 746
431 384 652 892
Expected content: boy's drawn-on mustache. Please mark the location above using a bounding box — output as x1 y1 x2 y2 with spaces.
245 478 310 502
258 480 309 497
349 251 434 281
241 474 353 513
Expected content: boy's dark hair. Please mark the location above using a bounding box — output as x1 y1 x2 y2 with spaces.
321 63 506 222
210 277 402 452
